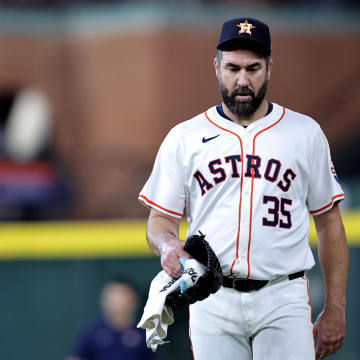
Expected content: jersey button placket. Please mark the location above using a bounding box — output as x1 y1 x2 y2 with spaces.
238 131 253 277
238 220 249 271
243 134 251 153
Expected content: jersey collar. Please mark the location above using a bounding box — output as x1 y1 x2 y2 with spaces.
206 102 284 134
216 102 273 123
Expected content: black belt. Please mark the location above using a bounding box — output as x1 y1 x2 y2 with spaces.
223 270 305 293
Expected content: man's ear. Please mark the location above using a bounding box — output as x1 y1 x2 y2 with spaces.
214 58 219 77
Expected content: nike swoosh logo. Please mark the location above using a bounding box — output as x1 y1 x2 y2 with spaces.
202 135 220 143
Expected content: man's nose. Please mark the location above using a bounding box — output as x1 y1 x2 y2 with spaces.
236 70 249 87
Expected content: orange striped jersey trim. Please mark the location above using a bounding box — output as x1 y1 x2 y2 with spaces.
310 193 345 215
138 194 183 217
204 111 244 276
246 107 286 278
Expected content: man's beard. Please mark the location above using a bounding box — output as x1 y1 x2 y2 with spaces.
218 76 268 118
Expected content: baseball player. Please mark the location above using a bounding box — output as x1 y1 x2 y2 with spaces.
139 17 348 360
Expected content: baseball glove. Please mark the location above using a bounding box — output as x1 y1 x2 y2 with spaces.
165 231 223 310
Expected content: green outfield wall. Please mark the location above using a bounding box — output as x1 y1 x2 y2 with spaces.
0 213 359 360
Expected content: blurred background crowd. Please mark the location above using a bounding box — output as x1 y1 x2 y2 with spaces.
0 1 359 360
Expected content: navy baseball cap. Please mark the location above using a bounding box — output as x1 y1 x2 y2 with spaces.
217 17 271 56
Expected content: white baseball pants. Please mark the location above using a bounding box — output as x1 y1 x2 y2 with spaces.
189 276 315 360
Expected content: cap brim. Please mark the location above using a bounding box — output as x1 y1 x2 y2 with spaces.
217 37 270 55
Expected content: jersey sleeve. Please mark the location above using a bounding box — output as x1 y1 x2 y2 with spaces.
139 126 185 218
306 126 344 216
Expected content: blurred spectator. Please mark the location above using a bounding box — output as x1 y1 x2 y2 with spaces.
0 87 72 220
66 278 157 360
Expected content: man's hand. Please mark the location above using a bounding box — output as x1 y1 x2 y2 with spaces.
165 232 223 310
313 204 347 359
159 238 191 278
313 305 346 359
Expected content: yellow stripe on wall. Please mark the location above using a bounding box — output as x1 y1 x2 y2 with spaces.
0 211 359 259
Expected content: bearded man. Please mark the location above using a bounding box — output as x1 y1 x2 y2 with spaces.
138 17 347 360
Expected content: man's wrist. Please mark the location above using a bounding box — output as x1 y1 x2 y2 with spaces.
323 299 346 313
158 233 179 254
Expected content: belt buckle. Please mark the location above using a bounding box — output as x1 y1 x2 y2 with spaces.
232 277 246 291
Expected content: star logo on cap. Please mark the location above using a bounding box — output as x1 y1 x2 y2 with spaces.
236 19 256 35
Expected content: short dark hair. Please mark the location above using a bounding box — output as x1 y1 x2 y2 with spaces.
215 49 271 71
105 276 139 294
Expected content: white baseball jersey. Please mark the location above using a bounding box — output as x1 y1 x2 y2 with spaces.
139 103 344 280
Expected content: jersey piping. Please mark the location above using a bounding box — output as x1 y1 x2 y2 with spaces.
246 107 286 278
138 194 183 218
309 193 345 215
204 111 244 276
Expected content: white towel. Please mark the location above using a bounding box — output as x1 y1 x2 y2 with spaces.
137 258 205 351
